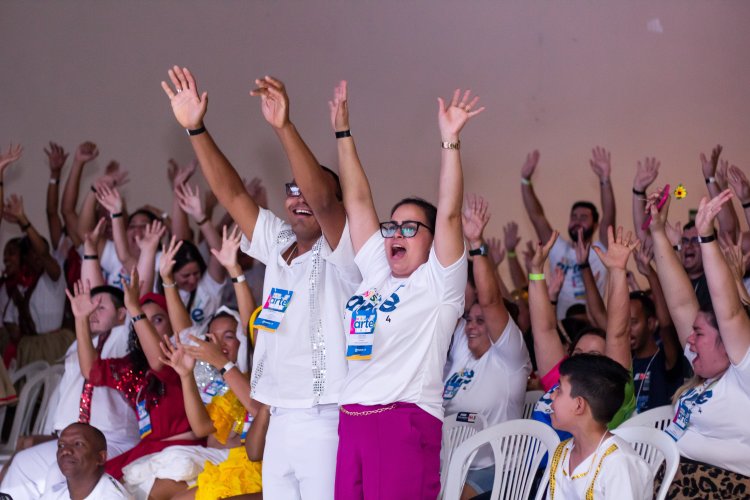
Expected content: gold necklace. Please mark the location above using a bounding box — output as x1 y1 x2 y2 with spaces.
284 242 298 266
563 430 608 479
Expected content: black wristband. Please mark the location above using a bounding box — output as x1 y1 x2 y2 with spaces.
578 262 590 270
90 185 97 194
187 125 206 136
83 254 98 260
131 313 146 325
19 221 31 232
335 130 351 139
698 233 717 244
111 212 123 219
632 187 646 196
196 215 210 226
742 201 750 209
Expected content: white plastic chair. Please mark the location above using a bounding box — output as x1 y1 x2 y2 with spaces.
612 426 680 500
620 404 675 431
32 364 65 435
0 360 50 435
443 419 560 500
0 369 50 458
440 412 488 497
523 390 543 419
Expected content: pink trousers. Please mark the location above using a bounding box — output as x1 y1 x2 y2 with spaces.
335 402 442 500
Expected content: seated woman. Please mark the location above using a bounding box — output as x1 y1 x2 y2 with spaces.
442 194 531 499
123 226 260 499
648 189 750 498
0 194 70 367
67 269 204 481
529 227 638 440
330 81 481 498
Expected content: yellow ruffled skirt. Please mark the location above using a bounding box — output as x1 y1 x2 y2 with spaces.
195 446 262 500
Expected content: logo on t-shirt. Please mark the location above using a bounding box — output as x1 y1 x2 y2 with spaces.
442 369 475 400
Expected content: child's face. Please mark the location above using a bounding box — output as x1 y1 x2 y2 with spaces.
550 375 578 431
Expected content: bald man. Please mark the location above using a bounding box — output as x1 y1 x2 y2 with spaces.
39 423 131 499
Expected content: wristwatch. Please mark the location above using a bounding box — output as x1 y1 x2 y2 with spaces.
469 243 489 257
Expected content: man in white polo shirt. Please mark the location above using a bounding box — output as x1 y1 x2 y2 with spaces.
0 286 138 498
161 67 360 499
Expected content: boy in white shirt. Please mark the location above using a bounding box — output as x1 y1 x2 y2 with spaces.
548 354 652 499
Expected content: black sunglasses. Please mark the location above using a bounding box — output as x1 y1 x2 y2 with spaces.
379 220 433 238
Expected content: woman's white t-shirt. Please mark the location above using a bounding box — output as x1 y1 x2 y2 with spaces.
178 273 224 327
667 345 750 476
442 317 532 468
339 231 467 420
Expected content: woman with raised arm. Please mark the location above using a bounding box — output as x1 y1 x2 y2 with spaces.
648 189 750 497
66 270 202 481
442 194 531 499
329 81 480 498
530 227 637 441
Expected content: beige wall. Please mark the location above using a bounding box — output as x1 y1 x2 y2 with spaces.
2 1 749 264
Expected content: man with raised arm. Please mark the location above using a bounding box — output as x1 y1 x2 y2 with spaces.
161 67 360 500
520 148 615 319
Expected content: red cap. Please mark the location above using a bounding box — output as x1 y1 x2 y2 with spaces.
139 293 168 313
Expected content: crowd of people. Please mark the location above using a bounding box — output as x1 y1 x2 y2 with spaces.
0 65 746 499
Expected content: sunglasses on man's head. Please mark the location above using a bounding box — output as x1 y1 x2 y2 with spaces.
379 220 433 238
285 182 301 197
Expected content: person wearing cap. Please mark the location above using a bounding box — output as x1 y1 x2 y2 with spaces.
1 285 137 498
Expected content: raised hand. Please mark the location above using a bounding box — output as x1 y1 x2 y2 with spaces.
716 159 730 189
547 266 565 301
530 230 560 273
184 334 228 368
211 225 242 271
590 146 612 181
161 66 208 130
644 186 671 234
172 159 198 189
522 240 536 274
245 177 268 209
74 141 99 164
0 143 23 174
44 142 68 174
521 150 540 181
95 184 122 214
503 222 521 251
462 194 490 245
65 280 101 318
437 89 485 140
84 218 106 250
96 168 130 191
633 157 660 192
695 190 733 237
159 334 195 377
328 80 350 132
159 236 183 282
664 220 683 247
136 220 166 253
4 194 25 222
250 76 290 129
634 237 655 276
121 267 141 312
728 165 750 204
175 183 205 220
700 145 722 179
486 237 505 265
593 226 640 270
574 227 591 265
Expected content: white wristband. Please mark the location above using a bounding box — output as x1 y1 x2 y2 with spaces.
231 274 246 284
220 361 236 376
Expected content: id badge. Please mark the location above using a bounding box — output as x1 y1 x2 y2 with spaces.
346 308 376 360
664 403 688 441
136 400 152 439
255 288 294 332
200 379 227 405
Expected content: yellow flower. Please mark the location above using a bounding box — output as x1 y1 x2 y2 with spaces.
674 184 687 199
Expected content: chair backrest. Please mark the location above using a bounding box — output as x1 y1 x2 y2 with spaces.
523 390 544 419
440 412 488 497
612 427 680 500
620 404 674 431
0 369 49 453
443 419 560 500
33 364 65 435
9 360 49 385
